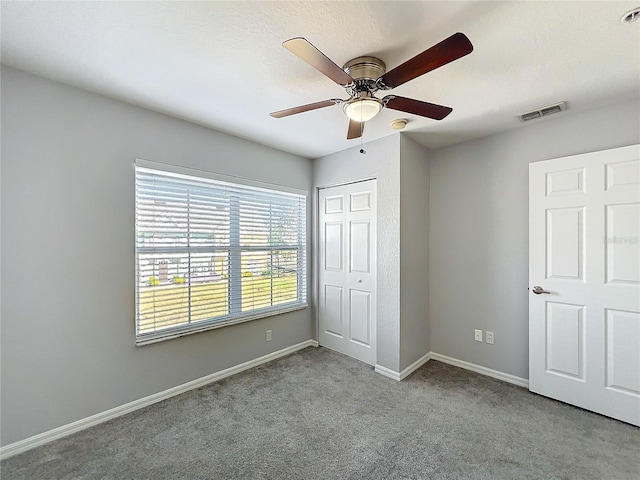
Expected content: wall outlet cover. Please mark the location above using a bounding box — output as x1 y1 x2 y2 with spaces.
474 329 483 342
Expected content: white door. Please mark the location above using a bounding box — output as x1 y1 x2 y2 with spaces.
318 180 376 365
529 144 640 426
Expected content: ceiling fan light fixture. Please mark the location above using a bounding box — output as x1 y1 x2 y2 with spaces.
343 98 382 122
621 6 640 23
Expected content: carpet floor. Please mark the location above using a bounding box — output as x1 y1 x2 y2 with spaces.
2 346 639 479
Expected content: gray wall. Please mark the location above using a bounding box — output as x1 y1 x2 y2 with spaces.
4 63 637 447
313 135 401 372
429 100 640 379
399 135 430 371
0 66 314 446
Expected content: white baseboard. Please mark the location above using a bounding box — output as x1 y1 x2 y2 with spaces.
0 340 318 460
375 352 432 381
399 352 432 380
375 352 528 388
374 364 400 380
429 352 529 388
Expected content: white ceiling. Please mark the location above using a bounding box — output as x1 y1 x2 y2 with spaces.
2 1 639 159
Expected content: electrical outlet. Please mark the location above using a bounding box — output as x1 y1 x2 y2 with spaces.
486 331 494 344
474 329 483 342
265 330 272 342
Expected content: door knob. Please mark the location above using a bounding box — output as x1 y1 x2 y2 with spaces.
532 286 550 295
357 279 363 283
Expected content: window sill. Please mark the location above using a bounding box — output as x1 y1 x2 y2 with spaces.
135 303 308 347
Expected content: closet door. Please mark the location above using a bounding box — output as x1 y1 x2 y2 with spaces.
318 180 377 365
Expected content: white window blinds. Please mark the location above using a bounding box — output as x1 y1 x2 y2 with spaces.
135 163 307 345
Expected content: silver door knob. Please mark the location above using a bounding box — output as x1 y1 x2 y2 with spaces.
532 286 550 294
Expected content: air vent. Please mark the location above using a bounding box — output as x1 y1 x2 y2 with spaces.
541 105 562 116
520 111 542 121
518 102 567 122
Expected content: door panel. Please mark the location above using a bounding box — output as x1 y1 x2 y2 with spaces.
350 191 371 211
545 207 584 280
349 289 371 345
530 144 640 426
325 195 344 214
605 203 640 284
350 221 370 273
319 180 377 365
324 223 343 271
606 159 639 190
546 167 585 196
606 309 640 395
545 302 585 379
324 285 344 337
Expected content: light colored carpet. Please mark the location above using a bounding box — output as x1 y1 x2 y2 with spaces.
2 346 639 479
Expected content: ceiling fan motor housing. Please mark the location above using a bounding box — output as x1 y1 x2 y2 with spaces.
343 56 386 93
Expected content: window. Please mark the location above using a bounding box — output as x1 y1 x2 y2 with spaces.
135 160 307 345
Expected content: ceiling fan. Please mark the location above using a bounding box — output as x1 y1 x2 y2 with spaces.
270 33 473 139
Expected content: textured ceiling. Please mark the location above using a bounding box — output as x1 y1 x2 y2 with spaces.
2 1 639 159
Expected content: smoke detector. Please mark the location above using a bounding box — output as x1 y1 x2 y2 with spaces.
621 7 640 23
391 119 408 130
518 102 567 122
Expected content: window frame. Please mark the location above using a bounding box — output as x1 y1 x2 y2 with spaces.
134 159 308 346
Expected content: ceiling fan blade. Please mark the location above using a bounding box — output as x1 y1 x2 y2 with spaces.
270 99 339 118
378 33 473 89
283 37 354 86
384 96 452 120
347 119 363 139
